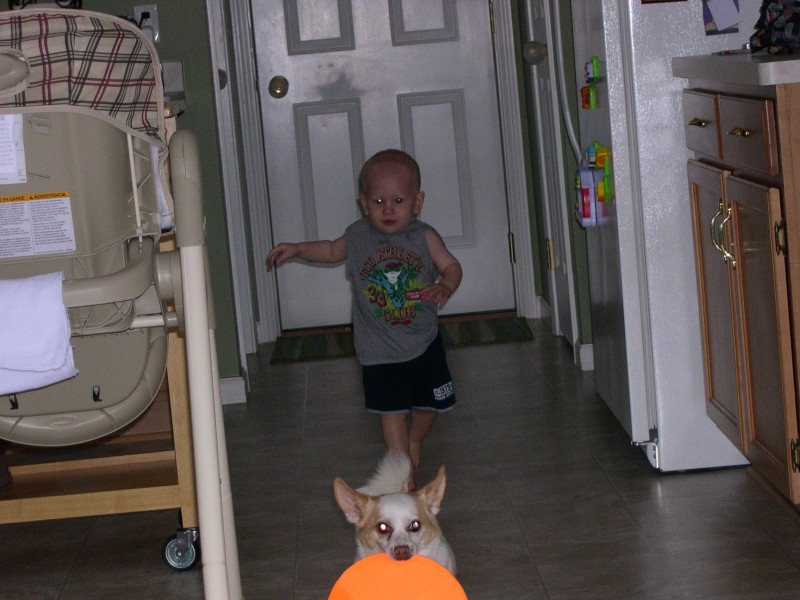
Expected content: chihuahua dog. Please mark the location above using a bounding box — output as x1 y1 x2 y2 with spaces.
333 452 456 574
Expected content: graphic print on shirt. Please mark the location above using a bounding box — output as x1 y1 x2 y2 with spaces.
360 246 427 325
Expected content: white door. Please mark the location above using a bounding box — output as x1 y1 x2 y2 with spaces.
524 0 576 344
252 0 516 330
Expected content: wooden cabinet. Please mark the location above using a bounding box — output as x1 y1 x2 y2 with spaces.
684 83 800 504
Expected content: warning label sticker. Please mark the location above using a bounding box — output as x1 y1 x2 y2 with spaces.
0 192 76 258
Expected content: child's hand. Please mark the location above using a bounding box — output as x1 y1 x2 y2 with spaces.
419 282 455 307
266 243 298 270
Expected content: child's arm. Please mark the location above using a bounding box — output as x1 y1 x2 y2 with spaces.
266 236 347 269
420 228 463 306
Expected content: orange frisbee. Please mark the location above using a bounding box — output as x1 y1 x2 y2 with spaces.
328 553 467 600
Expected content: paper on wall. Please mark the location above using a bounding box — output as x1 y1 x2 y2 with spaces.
706 0 740 32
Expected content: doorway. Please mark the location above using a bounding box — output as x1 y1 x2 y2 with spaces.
223 1 546 341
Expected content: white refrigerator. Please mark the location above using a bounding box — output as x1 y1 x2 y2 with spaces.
562 0 762 470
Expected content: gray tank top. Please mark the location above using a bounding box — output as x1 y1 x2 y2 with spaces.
345 217 440 365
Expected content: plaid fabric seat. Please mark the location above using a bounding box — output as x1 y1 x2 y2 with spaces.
0 8 165 145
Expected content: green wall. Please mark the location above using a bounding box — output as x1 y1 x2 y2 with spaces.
91 1 240 378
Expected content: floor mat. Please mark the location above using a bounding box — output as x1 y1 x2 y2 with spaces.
270 315 533 363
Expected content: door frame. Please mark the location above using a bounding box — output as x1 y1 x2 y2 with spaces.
523 0 579 346
216 0 542 343
206 0 254 357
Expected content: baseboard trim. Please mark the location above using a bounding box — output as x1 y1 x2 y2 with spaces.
576 341 594 371
533 296 550 320
220 376 247 405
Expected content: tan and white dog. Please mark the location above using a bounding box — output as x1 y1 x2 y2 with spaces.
333 452 456 574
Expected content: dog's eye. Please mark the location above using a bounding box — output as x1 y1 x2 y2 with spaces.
407 520 421 533
376 522 393 535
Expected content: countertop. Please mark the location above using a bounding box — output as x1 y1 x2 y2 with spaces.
672 52 800 86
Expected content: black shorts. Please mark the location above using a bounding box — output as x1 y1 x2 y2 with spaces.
362 333 456 414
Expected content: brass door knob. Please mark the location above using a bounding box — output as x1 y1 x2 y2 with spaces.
268 75 289 99
523 41 548 66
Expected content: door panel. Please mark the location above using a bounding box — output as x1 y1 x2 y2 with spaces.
253 0 515 330
398 90 475 248
295 101 364 242
284 0 355 55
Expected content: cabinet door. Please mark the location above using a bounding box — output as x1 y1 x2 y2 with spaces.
726 176 800 502
687 161 743 448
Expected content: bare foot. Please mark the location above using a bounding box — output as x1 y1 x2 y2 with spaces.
409 441 422 471
407 443 421 492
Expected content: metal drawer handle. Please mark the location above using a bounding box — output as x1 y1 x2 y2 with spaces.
727 127 752 138
688 117 709 128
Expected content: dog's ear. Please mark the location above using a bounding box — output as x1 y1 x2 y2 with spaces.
417 466 446 516
333 478 372 524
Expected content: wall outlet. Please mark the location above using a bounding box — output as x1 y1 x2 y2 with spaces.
133 4 159 44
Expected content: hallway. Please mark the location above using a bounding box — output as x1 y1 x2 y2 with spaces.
2 321 800 598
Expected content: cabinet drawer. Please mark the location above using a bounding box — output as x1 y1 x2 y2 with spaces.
682 90 721 160
718 95 778 175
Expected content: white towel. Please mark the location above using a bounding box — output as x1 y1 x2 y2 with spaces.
0 271 78 395
153 144 173 231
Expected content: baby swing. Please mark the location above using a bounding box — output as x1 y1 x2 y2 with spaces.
0 8 241 599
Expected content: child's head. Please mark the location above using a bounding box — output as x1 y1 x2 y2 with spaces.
358 149 424 235
359 149 421 195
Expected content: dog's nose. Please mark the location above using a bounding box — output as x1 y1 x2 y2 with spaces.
393 545 412 561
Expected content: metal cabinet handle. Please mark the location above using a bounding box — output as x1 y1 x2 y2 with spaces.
709 201 725 254
727 127 752 138
719 207 736 269
688 117 709 128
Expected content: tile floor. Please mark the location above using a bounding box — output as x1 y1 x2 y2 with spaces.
3 320 800 598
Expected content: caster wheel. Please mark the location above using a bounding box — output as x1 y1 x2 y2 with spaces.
162 533 201 571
